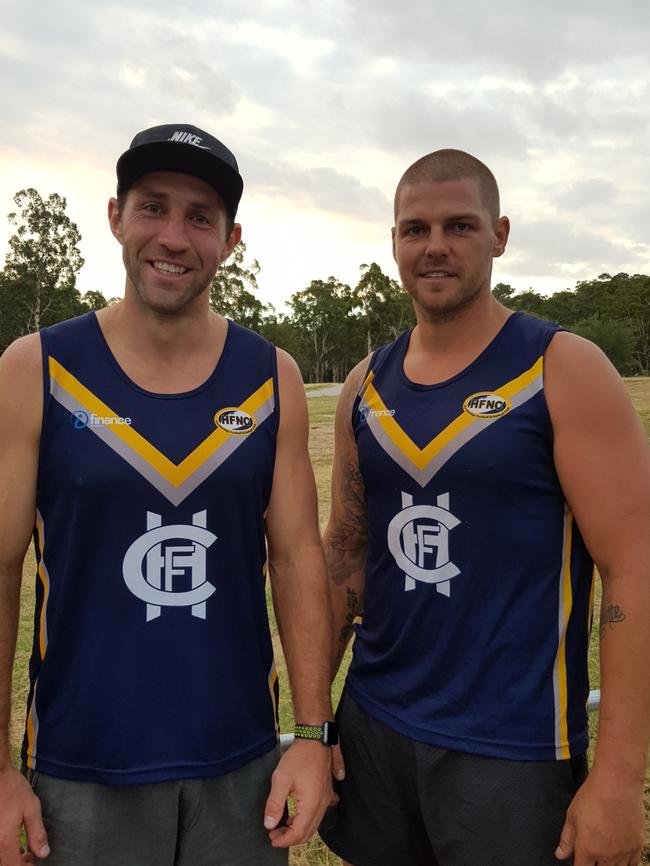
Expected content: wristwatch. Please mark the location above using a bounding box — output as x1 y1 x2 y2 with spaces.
293 720 339 747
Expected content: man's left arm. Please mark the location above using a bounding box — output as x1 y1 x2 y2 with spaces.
262 349 334 848
545 332 650 866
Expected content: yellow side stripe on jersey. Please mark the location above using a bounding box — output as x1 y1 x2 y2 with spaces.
49 358 273 487
588 567 596 634
268 661 280 735
555 512 574 760
26 511 51 769
35 514 50 661
360 357 544 470
25 707 37 770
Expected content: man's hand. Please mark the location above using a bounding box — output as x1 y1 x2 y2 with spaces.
332 743 345 783
263 740 333 847
0 765 49 866
555 772 644 865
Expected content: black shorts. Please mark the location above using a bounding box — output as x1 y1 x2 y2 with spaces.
319 692 588 866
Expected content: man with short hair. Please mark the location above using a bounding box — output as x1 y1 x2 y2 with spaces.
320 149 650 866
0 123 335 866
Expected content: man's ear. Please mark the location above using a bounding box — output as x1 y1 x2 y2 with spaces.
493 215 510 258
221 223 242 264
391 226 397 262
108 198 123 244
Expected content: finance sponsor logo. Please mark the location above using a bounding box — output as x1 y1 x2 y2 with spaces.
358 406 396 424
70 410 132 430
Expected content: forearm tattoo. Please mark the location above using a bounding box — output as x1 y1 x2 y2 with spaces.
599 603 626 640
326 454 368 586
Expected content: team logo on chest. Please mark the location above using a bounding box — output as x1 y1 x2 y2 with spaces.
123 510 217 621
387 492 461 595
215 407 257 434
463 392 511 419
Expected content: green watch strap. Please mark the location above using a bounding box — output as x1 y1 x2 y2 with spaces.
293 720 338 746
294 724 324 741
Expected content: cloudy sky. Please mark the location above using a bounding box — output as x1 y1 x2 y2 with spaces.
1 0 648 312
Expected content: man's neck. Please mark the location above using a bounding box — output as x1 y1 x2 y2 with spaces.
96 297 228 394
404 294 511 386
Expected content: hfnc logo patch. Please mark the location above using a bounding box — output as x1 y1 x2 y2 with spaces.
387 491 461 596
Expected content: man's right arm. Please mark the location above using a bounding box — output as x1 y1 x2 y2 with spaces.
322 360 370 680
0 335 50 864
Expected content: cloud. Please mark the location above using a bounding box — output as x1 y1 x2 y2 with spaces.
555 178 618 211
345 0 650 82
504 216 648 280
0 0 648 308
245 157 391 221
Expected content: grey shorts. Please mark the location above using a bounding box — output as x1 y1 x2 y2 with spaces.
24 747 288 866
319 692 588 866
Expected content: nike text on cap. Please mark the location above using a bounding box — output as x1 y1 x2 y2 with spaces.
116 123 243 218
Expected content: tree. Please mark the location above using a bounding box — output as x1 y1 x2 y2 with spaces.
504 288 548 318
289 278 353 383
351 263 414 353
2 189 85 341
0 271 28 352
209 241 272 330
258 313 303 361
492 282 515 304
79 290 109 312
566 273 650 374
572 316 636 375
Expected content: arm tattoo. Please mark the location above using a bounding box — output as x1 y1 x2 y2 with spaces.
327 454 368 586
599 603 626 640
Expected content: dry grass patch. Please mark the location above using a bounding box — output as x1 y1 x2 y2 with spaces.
307 396 337 527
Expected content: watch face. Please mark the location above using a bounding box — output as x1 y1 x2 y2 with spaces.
323 721 339 747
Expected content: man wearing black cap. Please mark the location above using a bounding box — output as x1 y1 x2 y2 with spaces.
0 124 334 865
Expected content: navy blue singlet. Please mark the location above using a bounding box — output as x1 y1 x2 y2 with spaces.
347 312 595 761
23 313 280 784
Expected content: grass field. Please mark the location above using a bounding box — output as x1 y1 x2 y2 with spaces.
10 381 650 864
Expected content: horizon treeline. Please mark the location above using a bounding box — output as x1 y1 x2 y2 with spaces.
1 188 648 380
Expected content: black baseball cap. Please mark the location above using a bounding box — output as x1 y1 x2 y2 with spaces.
116 123 243 218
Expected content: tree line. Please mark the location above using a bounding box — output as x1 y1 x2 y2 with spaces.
1 188 649 380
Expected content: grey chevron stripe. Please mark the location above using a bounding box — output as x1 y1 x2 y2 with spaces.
362 374 543 488
50 379 274 506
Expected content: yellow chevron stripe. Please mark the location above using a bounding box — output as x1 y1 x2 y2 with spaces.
363 357 544 470
49 358 273 487
556 513 574 759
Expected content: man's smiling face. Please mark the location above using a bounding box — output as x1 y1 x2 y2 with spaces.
392 177 509 323
109 171 240 317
